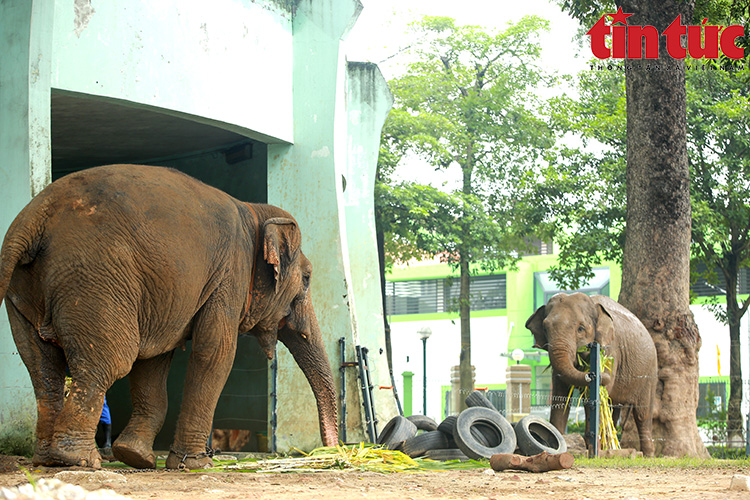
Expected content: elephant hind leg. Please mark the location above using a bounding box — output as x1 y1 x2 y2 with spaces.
50 312 139 468
6 300 67 466
632 403 655 457
113 351 174 469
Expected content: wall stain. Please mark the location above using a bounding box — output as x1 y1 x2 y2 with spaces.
73 0 95 38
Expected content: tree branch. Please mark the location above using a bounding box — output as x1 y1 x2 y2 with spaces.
739 295 750 320
440 54 469 98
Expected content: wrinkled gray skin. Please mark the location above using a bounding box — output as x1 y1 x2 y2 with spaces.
525 293 657 456
0 165 338 470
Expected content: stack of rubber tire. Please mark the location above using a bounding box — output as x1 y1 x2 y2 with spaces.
377 391 567 461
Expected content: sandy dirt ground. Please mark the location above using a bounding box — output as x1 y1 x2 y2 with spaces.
1 455 749 500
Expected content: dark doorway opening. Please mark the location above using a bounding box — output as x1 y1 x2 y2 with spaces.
51 89 271 452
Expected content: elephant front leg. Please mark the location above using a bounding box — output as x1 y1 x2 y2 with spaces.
550 373 572 434
166 311 237 470
112 351 174 469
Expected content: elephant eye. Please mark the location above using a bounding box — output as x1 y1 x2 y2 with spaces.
577 325 586 333
302 273 311 289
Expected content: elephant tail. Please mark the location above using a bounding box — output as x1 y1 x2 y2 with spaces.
0 197 49 306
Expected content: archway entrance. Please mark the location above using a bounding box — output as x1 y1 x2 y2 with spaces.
52 90 271 452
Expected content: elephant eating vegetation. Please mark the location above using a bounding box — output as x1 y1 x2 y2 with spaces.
526 293 657 456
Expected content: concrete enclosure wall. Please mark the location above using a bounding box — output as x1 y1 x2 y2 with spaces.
51 0 294 143
0 0 54 454
268 0 399 450
0 0 394 454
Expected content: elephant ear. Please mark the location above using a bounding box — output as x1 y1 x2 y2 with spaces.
595 304 615 345
525 305 548 350
263 217 301 294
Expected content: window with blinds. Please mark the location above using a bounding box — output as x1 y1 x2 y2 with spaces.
385 274 506 316
691 262 750 296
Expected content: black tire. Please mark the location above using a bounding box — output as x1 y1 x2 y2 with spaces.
423 448 470 462
377 416 417 448
514 415 567 456
407 415 439 432
437 416 457 436
465 391 499 412
402 431 452 458
470 425 491 447
440 415 489 445
453 407 516 460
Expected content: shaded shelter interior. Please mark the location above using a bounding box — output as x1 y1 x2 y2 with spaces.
51 90 271 452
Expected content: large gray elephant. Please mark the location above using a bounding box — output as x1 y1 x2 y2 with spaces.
525 292 657 456
0 164 337 470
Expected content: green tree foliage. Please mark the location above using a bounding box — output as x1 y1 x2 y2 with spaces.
516 67 627 289
689 62 750 442
376 15 555 408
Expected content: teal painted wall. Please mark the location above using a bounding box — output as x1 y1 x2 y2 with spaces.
2 0 392 454
342 61 397 434
50 0 294 144
269 0 403 450
0 0 54 454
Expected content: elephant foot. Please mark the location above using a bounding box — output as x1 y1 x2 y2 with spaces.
48 444 102 468
112 439 156 469
165 450 214 470
32 451 58 467
31 440 58 467
641 439 655 458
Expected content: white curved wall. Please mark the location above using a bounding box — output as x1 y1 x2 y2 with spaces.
51 0 293 143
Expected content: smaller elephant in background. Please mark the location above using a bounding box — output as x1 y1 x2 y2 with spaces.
525 293 657 456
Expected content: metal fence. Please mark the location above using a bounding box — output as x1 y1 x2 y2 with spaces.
444 389 559 418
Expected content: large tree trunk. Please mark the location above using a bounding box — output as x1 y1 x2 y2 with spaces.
617 0 708 457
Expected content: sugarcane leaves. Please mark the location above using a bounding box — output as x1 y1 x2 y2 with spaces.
566 345 619 450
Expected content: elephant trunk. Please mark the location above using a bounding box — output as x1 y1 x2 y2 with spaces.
278 307 338 447
549 343 590 388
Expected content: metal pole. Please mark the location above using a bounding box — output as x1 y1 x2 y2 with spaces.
339 337 347 444
356 345 376 443
585 341 601 458
422 337 428 416
362 347 379 442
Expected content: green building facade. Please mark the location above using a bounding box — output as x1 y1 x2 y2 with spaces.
385 252 743 423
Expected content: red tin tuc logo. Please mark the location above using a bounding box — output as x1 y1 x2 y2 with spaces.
587 7 745 60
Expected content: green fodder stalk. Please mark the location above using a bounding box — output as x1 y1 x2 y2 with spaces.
213 443 488 473
566 347 620 451
217 443 424 473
